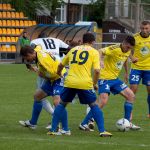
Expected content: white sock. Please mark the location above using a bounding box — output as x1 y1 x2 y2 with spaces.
86 105 91 114
42 99 54 115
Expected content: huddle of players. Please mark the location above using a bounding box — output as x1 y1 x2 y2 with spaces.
19 20 150 137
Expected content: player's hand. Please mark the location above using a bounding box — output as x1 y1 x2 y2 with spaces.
124 73 129 84
93 84 98 91
38 72 45 78
31 66 39 72
131 57 138 63
57 72 63 78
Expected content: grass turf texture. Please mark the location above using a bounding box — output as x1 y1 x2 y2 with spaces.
0 64 150 150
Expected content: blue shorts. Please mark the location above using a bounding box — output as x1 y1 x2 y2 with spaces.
60 87 97 104
41 78 63 96
98 78 128 95
129 69 150 86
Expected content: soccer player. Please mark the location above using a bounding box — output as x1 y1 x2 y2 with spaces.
47 33 112 137
19 45 67 129
129 20 150 118
80 35 141 131
30 34 69 61
25 34 70 129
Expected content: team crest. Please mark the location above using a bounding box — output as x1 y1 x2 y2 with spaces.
140 47 150 55
116 61 123 70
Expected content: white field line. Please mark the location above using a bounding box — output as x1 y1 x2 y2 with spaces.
0 136 150 147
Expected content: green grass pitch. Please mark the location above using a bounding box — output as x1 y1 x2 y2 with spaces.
0 64 150 150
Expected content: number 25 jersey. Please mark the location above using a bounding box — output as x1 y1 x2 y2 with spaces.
62 45 100 89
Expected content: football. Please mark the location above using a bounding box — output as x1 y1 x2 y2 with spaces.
116 118 130 131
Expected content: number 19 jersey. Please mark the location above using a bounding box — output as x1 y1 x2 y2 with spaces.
62 45 100 89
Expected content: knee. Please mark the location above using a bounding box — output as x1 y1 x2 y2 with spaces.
127 92 135 103
34 92 42 101
99 95 108 108
53 96 61 106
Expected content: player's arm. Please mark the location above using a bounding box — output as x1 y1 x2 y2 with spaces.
25 64 38 72
59 47 70 55
57 63 64 77
123 59 129 83
93 69 100 90
129 50 138 63
93 51 100 90
98 49 105 68
57 52 69 76
59 39 70 55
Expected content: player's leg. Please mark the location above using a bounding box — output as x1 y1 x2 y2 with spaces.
26 80 52 126
129 69 141 120
120 87 135 121
52 78 69 131
111 79 134 121
37 76 54 115
80 93 109 130
146 86 150 117
129 84 138 120
48 87 76 135
120 87 140 130
30 89 48 125
19 88 48 129
80 80 110 130
78 89 112 137
142 70 150 117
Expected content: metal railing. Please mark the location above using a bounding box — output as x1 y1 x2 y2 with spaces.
105 1 150 30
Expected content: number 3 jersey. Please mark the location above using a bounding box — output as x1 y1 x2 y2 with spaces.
100 44 130 80
62 45 100 89
131 33 150 70
30 37 69 61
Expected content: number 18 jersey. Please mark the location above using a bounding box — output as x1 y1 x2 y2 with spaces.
62 45 100 89
31 37 69 61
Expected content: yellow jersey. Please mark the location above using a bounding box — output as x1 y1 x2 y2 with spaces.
62 45 100 89
34 46 66 81
100 44 130 79
131 33 150 70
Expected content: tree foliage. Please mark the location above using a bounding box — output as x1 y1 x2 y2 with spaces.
12 0 62 23
88 0 105 27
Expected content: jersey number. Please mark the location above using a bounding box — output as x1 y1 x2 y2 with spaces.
71 50 89 65
42 39 56 49
131 75 140 81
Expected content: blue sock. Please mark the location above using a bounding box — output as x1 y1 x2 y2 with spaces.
61 108 69 131
30 100 42 125
81 110 93 125
51 104 65 132
90 105 105 132
124 101 133 121
147 94 150 114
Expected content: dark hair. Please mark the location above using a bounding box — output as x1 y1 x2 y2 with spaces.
69 41 79 48
38 32 47 38
124 35 135 46
83 33 95 44
20 45 34 57
141 20 150 26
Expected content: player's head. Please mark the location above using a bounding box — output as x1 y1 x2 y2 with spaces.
121 35 135 53
38 32 47 38
23 31 27 38
83 33 95 44
69 41 79 48
20 45 36 63
140 20 150 38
